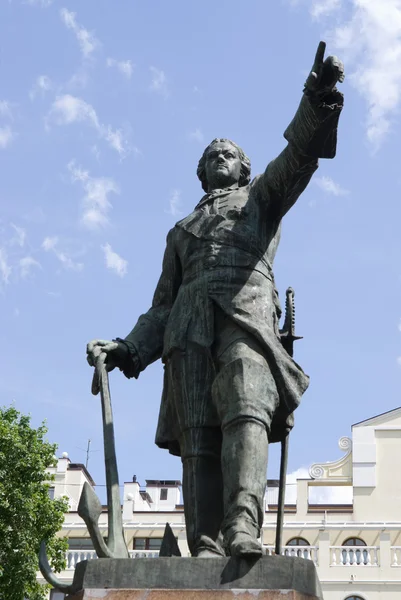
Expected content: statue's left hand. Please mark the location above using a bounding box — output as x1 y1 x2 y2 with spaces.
87 339 128 373
304 41 345 97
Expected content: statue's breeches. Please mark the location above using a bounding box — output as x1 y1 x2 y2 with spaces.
167 307 280 437
167 308 279 554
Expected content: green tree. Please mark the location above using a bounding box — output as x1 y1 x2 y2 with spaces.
0 406 69 600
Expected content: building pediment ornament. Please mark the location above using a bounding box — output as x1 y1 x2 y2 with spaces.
309 436 352 481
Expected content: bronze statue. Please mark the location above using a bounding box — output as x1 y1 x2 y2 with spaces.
87 41 344 559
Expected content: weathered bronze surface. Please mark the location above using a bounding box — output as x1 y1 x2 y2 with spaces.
86 41 344 560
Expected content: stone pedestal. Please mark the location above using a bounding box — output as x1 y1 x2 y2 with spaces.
70 592 317 600
66 556 323 600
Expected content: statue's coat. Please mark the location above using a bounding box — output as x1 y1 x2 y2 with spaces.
123 93 343 454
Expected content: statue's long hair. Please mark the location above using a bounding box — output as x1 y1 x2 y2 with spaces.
197 138 251 193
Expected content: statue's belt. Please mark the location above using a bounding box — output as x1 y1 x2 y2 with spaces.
182 251 274 284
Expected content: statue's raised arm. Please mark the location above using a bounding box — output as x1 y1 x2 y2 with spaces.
258 41 344 218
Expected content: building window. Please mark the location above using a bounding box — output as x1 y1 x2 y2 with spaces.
48 487 55 500
342 537 368 566
50 592 65 600
160 488 168 500
148 538 163 550
286 537 309 546
68 538 95 550
133 538 163 551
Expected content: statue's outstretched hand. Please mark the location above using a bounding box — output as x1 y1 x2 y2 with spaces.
305 41 345 97
86 339 129 373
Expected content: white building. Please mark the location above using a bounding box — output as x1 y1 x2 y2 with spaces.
43 407 401 600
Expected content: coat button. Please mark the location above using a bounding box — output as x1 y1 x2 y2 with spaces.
205 255 218 267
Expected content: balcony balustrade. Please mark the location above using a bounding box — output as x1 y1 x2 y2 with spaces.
66 545 390 570
129 550 160 558
391 546 401 566
330 546 379 566
66 550 97 570
65 549 160 569
264 545 318 565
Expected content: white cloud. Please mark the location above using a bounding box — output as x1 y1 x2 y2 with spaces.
0 101 13 119
10 224 26 247
54 251 84 271
60 8 99 58
42 236 83 271
167 189 182 217
309 484 353 504
150 66 169 97
0 126 15 149
47 95 129 156
189 128 204 143
106 58 134 79
42 236 58 251
104 127 127 157
65 68 90 91
301 0 401 147
68 161 119 230
29 75 52 100
19 256 41 278
102 243 128 277
0 249 11 284
47 94 99 128
284 467 352 504
284 467 310 504
314 176 349 196
26 0 53 6
310 0 341 20
91 145 101 161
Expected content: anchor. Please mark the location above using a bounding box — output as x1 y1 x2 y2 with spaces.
39 352 129 592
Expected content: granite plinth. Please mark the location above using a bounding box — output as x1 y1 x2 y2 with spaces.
65 556 323 600
69 591 319 600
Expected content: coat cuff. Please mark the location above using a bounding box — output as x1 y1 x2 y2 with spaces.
284 89 343 159
114 338 141 379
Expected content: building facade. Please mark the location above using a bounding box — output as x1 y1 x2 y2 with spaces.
43 408 401 600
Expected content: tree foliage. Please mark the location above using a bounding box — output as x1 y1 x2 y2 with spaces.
0 406 69 600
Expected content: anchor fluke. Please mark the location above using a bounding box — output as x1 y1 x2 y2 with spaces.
39 540 79 594
160 522 182 557
78 482 114 558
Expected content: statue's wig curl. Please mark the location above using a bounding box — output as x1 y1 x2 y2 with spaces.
197 138 251 193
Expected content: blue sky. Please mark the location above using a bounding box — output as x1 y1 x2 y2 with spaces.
1 0 401 497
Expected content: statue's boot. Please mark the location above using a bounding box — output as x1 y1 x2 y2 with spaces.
181 428 225 557
212 356 278 558
220 417 268 557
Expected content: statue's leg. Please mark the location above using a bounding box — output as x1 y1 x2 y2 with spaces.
167 345 225 557
180 427 225 557
212 314 279 557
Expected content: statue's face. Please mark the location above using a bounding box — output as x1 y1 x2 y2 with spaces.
204 141 242 192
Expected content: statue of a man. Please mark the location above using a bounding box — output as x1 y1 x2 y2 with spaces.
87 42 344 559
